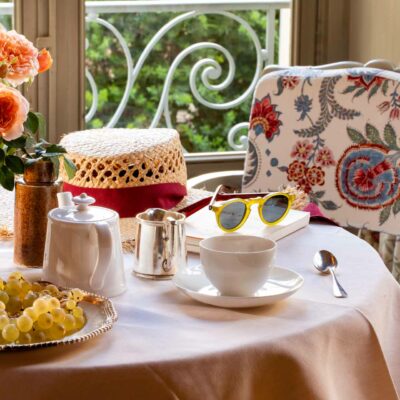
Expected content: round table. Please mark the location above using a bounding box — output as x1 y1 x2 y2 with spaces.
0 222 399 400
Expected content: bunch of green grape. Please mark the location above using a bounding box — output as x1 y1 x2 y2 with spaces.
0 272 86 344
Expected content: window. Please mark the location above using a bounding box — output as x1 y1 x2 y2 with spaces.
85 1 291 156
0 0 291 175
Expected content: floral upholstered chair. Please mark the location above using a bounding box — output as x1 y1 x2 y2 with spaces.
242 62 400 279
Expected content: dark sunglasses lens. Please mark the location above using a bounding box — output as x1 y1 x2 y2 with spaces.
262 195 289 223
219 202 246 230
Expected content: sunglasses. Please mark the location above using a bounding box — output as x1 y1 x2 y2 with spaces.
208 185 295 233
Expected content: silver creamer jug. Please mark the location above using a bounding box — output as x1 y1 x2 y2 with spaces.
133 208 186 279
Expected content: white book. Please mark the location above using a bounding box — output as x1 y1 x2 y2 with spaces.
185 207 310 253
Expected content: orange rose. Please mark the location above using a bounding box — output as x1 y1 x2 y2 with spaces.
0 84 29 140
38 49 53 74
37 48 53 73
0 29 39 86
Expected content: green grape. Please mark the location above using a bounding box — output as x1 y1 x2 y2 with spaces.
33 298 49 314
2 324 19 342
16 315 33 333
63 314 76 331
72 306 84 318
69 289 85 302
48 297 60 310
74 316 85 330
31 282 43 292
51 308 66 323
0 275 88 344
32 330 46 343
8 272 24 281
0 314 9 329
6 296 22 314
18 332 32 344
48 323 66 340
65 299 76 310
20 281 32 295
0 290 8 305
22 291 38 308
5 280 21 296
23 306 38 321
46 284 59 296
37 313 53 330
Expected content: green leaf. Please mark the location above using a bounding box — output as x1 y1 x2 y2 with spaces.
382 79 389 95
274 77 285 96
342 85 358 94
347 127 367 144
353 87 366 98
383 123 399 150
368 84 380 100
313 190 325 199
320 200 340 210
50 156 60 179
393 199 400 215
5 155 24 174
42 152 66 158
45 144 67 154
62 156 77 180
25 134 36 149
35 112 47 139
3 136 27 149
24 112 39 135
35 138 50 147
0 148 5 167
0 166 15 191
380 205 392 225
365 123 385 145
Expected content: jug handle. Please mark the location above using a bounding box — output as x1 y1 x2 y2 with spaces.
163 218 176 272
89 221 113 291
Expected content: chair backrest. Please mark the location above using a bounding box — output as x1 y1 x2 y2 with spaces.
242 62 400 235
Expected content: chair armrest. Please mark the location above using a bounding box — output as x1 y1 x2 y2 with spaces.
187 170 244 191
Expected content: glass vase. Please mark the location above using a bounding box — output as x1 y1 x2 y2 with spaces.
13 161 62 267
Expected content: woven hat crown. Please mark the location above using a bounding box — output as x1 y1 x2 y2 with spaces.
60 128 187 189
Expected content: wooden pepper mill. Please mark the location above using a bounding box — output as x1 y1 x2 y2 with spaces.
14 161 63 267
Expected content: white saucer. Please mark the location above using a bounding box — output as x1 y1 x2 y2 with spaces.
173 265 304 308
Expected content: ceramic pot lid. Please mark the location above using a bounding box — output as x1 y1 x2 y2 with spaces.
49 193 117 223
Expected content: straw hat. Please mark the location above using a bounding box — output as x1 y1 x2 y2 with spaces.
60 128 190 216
0 129 211 250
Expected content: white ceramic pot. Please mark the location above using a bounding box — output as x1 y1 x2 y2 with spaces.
43 193 126 297
199 235 276 297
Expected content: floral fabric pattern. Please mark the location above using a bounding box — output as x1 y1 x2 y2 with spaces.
290 140 313 160
243 67 400 235
249 94 282 142
316 147 335 167
336 144 400 210
347 71 384 90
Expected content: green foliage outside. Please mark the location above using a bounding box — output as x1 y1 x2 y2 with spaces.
0 5 282 152
86 10 281 152
0 0 11 31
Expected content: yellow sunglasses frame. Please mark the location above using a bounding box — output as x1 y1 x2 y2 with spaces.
209 191 295 233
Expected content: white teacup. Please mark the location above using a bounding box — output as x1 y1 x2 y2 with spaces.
199 235 276 297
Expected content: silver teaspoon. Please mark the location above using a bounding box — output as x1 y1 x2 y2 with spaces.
313 250 348 298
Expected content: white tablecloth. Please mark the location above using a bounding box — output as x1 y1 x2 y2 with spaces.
0 222 400 400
